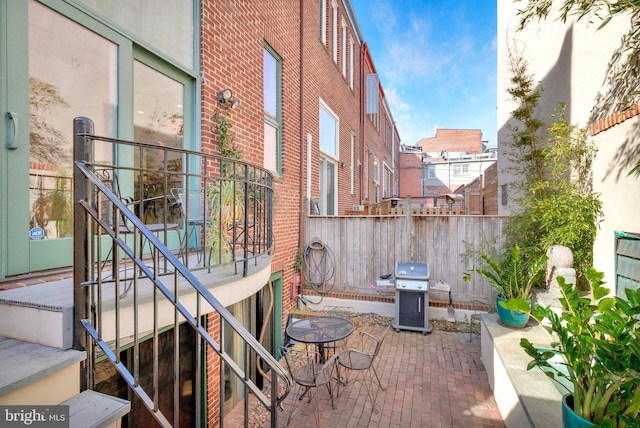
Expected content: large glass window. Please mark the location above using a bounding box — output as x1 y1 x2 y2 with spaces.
132 60 185 224
319 157 337 215
319 103 338 157
264 47 281 173
28 0 117 239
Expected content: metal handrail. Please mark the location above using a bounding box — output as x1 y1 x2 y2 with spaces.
73 117 291 427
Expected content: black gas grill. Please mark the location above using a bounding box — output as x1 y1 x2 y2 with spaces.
392 261 432 335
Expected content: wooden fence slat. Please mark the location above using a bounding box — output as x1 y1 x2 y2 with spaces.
304 214 508 303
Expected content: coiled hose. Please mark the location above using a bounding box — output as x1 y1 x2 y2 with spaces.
303 237 336 293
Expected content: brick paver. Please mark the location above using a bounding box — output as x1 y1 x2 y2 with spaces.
274 326 504 427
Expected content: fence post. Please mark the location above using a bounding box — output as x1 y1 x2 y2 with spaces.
73 117 94 390
405 195 412 261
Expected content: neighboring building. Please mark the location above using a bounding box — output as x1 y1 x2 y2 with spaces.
398 129 496 210
360 46 401 206
417 128 487 155
0 0 400 425
497 1 640 288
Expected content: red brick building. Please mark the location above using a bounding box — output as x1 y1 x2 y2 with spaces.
418 128 486 156
399 129 495 210
200 0 400 423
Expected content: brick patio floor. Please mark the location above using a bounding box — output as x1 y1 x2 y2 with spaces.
269 324 505 428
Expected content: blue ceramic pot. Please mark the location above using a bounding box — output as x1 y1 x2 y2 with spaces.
495 295 530 328
562 394 594 428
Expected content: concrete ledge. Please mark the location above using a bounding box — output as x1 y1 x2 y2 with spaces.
63 390 130 428
0 337 85 403
480 313 563 428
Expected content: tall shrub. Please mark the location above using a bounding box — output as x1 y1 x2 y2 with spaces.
503 49 603 285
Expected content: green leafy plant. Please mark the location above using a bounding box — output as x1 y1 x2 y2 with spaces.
464 244 547 313
502 49 602 286
206 108 245 264
520 268 640 427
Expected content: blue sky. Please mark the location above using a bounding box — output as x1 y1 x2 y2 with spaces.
350 0 497 148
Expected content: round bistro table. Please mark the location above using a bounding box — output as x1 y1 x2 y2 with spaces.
286 316 354 362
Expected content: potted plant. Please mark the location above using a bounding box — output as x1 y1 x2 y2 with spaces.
464 244 547 327
520 268 640 427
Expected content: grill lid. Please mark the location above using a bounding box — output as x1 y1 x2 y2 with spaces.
395 262 429 280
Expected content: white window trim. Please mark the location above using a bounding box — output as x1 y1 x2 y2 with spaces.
319 99 339 161
350 133 355 195
331 0 338 63
320 0 327 45
349 35 354 89
263 45 281 174
373 155 380 184
383 162 392 199
341 18 346 77
320 155 338 215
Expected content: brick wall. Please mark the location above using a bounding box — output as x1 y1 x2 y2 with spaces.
418 129 483 154
399 151 423 198
206 313 221 426
201 1 302 422
302 0 364 213
200 0 402 421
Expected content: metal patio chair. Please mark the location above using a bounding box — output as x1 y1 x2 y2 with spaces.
171 188 207 266
279 345 338 427
95 168 180 296
336 324 390 413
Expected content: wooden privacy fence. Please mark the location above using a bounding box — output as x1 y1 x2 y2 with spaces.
303 213 510 303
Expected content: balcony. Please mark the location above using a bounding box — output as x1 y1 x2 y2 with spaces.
0 117 291 427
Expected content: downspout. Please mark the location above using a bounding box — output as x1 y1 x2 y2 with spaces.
298 0 305 252
359 44 366 205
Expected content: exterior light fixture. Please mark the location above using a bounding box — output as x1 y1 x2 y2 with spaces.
218 88 239 109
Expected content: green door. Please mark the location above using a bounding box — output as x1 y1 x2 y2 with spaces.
1 0 194 278
1 0 119 276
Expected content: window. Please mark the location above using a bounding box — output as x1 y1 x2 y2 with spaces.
350 133 355 195
264 46 281 173
331 0 338 63
319 0 327 45
453 164 469 176
341 18 346 77
383 163 392 199
319 102 338 215
366 74 379 114
364 151 369 200
366 74 379 130
373 157 380 184
349 36 354 89
319 103 338 157
427 165 436 179
319 157 337 215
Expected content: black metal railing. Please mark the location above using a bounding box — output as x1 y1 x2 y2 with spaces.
72 117 290 427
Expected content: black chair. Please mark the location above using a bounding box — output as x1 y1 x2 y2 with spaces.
279 345 338 426
171 188 207 266
95 168 180 297
336 324 390 413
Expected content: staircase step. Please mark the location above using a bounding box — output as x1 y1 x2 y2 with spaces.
0 279 73 349
0 336 85 404
63 390 130 428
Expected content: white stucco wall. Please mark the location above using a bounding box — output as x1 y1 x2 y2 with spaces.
497 0 640 285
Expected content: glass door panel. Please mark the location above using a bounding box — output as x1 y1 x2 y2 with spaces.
26 0 117 271
132 60 184 227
